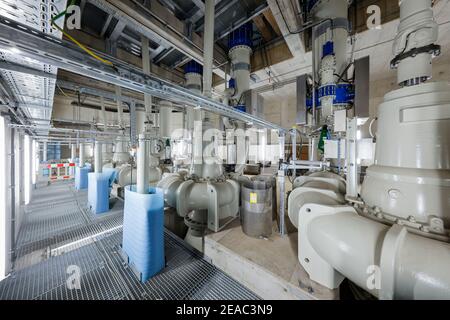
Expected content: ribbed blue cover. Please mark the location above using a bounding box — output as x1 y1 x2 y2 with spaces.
228 22 253 49
184 60 203 75
122 186 165 282
103 168 118 188
75 167 90 190
88 173 110 214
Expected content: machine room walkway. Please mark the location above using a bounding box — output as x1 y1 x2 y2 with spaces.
0 181 259 300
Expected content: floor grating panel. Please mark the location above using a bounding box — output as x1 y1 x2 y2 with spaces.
0 181 260 300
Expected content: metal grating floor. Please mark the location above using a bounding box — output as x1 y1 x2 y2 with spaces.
0 181 260 300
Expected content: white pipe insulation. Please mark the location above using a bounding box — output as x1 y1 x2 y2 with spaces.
79 143 84 167
394 0 438 85
202 0 215 99
43 142 47 163
159 100 173 139
136 134 149 194
185 71 202 134
229 46 252 101
100 96 107 132
115 86 123 129
142 36 153 132
94 141 102 174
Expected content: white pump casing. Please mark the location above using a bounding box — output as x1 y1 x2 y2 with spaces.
361 82 450 230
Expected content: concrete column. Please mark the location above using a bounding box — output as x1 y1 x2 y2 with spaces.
94 141 103 174
136 134 149 194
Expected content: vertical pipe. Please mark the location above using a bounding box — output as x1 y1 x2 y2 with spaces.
159 100 173 138
136 134 149 194
10 128 16 262
346 118 358 198
203 0 215 98
94 141 103 174
100 96 107 132
311 26 317 126
142 36 152 133
71 144 76 163
79 143 84 168
116 86 123 129
70 144 76 175
278 131 286 236
43 141 47 163
291 129 297 177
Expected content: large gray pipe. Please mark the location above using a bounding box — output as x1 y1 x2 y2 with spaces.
305 211 450 299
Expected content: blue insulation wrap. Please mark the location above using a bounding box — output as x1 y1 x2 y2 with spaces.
103 168 118 188
184 60 203 75
88 173 110 214
75 167 90 190
228 22 253 49
122 186 165 282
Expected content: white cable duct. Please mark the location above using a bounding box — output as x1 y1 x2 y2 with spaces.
289 0 450 300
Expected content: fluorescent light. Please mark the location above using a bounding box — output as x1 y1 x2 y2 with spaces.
5 47 21 55
0 116 6 281
24 135 31 205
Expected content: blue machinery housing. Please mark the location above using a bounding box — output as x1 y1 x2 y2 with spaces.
121 186 165 282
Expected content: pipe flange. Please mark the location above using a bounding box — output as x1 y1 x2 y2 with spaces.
228 45 253 56
184 213 207 234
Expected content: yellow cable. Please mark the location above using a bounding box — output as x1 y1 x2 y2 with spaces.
51 21 115 68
